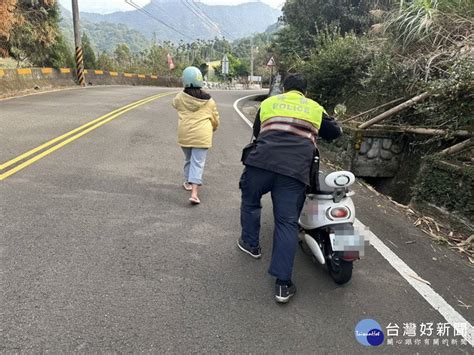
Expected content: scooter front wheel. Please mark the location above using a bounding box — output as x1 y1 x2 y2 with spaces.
328 253 353 285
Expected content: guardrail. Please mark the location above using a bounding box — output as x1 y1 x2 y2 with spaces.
0 67 181 96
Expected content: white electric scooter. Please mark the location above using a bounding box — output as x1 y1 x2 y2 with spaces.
299 153 363 284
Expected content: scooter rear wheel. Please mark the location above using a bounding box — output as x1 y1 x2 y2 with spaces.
328 254 353 284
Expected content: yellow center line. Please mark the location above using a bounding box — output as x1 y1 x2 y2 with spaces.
0 92 170 171
0 92 175 181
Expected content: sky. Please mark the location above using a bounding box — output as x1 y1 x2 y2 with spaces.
59 0 284 14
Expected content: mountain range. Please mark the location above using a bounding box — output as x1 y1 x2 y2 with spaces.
60 7 150 53
77 0 280 43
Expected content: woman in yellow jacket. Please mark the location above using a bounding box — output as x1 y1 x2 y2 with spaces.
172 66 220 205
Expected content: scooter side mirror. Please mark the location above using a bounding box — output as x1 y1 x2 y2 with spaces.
324 171 355 188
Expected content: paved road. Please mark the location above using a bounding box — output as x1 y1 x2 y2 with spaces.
0 86 472 353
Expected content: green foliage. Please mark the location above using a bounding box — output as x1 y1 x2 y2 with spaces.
302 31 373 107
81 33 96 69
414 54 474 130
271 25 308 72
114 43 133 70
144 44 169 74
57 14 274 80
281 0 374 39
77 1 280 43
43 33 74 69
84 22 149 54
59 17 150 55
414 156 474 221
269 0 472 132
9 0 63 66
385 0 474 51
361 46 414 100
213 53 249 80
375 0 474 128
273 0 379 72
96 52 116 71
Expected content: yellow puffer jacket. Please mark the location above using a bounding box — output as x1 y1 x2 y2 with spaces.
172 91 220 148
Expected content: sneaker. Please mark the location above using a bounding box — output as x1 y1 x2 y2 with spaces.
275 281 296 303
237 238 261 259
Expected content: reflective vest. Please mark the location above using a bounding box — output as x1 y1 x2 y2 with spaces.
259 90 326 130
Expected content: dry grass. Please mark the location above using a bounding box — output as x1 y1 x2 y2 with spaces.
0 57 31 68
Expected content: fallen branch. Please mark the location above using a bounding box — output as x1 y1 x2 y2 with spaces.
457 300 472 309
438 138 473 156
341 97 405 123
368 125 472 137
359 92 430 129
458 235 474 247
407 273 431 285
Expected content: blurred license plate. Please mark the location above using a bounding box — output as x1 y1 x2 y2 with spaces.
330 233 364 252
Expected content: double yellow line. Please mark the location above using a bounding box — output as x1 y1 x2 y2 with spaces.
0 92 175 181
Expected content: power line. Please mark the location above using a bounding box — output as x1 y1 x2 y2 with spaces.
147 1 198 40
124 0 232 63
124 0 195 41
183 0 220 32
193 1 230 36
185 0 235 40
180 0 224 38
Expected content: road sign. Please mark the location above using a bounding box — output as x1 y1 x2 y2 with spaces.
222 55 229 75
267 56 276 67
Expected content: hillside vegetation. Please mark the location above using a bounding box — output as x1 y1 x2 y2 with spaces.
60 16 150 54
80 0 281 42
0 0 72 67
271 0 473 133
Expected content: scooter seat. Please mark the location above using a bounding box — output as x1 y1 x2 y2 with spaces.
316 176 336 195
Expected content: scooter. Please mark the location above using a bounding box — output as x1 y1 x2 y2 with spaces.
298 153 363 284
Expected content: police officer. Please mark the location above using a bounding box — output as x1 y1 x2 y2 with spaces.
238 73 342 303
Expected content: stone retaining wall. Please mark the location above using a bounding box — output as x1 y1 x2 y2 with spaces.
321 126 406 178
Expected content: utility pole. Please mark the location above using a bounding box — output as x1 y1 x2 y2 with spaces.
250 39 254 86
72 0 85 86
222 54 229 84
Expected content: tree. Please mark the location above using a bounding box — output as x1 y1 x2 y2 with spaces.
213 53 249 80
144 43 168 74
81 33 96 69
282 0 373 35
0 0 17 57
277 0 375 57
8 0 63 66
43 33 74 68
96 52 116 71
114 43 133 71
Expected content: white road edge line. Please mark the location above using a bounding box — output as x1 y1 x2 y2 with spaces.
233 94 257 127
233 94 473 347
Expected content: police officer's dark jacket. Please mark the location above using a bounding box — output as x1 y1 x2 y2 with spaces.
244 90 342 186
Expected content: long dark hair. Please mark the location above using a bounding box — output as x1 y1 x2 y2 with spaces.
184 87 211 100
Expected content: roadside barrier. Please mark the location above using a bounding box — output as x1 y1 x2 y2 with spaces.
0 67 181 96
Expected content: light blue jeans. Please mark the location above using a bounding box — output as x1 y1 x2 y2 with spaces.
182 147 208 185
